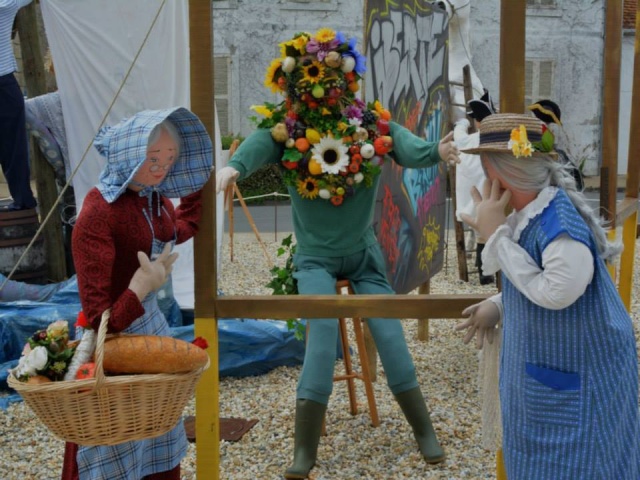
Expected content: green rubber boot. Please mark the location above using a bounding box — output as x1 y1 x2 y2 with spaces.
395 387 446 464
283 399 328 479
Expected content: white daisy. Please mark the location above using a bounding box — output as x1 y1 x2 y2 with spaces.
311 136 350 175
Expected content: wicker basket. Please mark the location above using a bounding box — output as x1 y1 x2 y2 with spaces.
7 310 210 446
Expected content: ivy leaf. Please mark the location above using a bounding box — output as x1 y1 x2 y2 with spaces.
282 149 303 162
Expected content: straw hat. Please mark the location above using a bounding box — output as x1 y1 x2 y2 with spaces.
461 113 556 158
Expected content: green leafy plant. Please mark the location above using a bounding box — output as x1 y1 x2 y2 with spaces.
220 133 245 150
266 234 305 340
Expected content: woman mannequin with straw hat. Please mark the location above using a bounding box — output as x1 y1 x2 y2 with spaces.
455 113 640 479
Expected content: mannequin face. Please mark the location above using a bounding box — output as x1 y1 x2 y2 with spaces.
130 128 177 190
481 157 537 211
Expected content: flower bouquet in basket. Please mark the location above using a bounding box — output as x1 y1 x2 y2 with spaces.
11 320 77 384
8 310 212 446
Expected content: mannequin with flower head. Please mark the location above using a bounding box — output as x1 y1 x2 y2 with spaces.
216 28 459 479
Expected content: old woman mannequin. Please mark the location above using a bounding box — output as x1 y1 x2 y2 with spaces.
61 108 212 480
456 113 640 479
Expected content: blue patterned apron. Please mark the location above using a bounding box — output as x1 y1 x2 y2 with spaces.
500 190 640 479
77 205 187 480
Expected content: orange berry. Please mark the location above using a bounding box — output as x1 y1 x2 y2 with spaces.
348 82 360 93
295 137 310 153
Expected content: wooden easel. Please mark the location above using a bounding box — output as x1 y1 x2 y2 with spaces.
224 139 273 267
447 65 477 282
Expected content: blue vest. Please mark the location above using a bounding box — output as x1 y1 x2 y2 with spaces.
500 189 640 480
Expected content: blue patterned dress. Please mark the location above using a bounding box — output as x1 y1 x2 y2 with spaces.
500 189 640 479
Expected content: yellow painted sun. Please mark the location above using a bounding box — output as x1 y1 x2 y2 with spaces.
417 217 441 272
297 177 320 199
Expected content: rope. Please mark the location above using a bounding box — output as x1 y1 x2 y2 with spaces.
0 0 167 292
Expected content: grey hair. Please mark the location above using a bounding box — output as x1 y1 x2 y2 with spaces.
148 119 181 158
481 152 621 261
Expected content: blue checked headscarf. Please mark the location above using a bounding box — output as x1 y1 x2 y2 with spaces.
94 107 213 203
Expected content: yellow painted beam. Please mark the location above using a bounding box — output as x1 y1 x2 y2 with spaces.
195 317 220 479
618 212 638 311
497 449 507 480
189 1 218 478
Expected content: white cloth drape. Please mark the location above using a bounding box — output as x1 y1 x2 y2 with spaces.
41 0 224 309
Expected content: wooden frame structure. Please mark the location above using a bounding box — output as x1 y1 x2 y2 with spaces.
189 1 638 478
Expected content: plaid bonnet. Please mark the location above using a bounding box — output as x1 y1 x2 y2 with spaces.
94 107 213 203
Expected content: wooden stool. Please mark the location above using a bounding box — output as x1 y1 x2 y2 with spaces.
332 279 380 427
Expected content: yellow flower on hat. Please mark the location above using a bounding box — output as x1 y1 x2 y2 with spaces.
508 124 533 158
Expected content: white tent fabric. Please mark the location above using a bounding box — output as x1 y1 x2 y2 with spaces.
41 0 224 309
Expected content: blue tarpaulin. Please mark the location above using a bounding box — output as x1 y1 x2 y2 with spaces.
0 279 305 409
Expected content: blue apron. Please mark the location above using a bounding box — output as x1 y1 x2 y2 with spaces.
77 206 187 480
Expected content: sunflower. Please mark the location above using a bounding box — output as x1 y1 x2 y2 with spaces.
311 136 350 175
296 177 320 199
300 60 326 85
315 28 336 43
279 33 310 57
264 59 284 93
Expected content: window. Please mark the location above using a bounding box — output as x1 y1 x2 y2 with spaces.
214 56 231 136
525 59 554 107
527 0 555 6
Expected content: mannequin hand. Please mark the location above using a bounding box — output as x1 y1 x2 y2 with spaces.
460 178 511 242
156 242 179 273
455 299 500 349
216 166 240 194
128 244 175 301
438 131 460 166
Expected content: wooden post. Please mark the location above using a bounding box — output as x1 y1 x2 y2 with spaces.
417 282 430 341
363 322 377 381
450 65 477 283
16 3 67 282
617 0 640 309
190 1 219 479
496 1 527 477
499 0 526 113
600 0 623 227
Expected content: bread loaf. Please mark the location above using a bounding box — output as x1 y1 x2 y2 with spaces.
103 335 209 374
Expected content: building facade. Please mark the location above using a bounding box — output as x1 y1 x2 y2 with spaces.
212 0 632 176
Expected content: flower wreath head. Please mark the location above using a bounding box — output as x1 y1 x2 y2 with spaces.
251 28 393 207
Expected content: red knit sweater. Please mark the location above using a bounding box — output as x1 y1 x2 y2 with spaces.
72 188 202 333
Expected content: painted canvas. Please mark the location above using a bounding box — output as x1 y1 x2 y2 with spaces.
365 0 451 293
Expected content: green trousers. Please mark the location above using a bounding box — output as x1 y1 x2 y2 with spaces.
293 244 419 404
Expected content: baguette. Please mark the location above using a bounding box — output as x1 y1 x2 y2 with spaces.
103 335 209 374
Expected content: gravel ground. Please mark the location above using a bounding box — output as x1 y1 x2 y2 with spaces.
2 231 639 480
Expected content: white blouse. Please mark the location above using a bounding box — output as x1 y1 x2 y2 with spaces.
482 187 594 317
